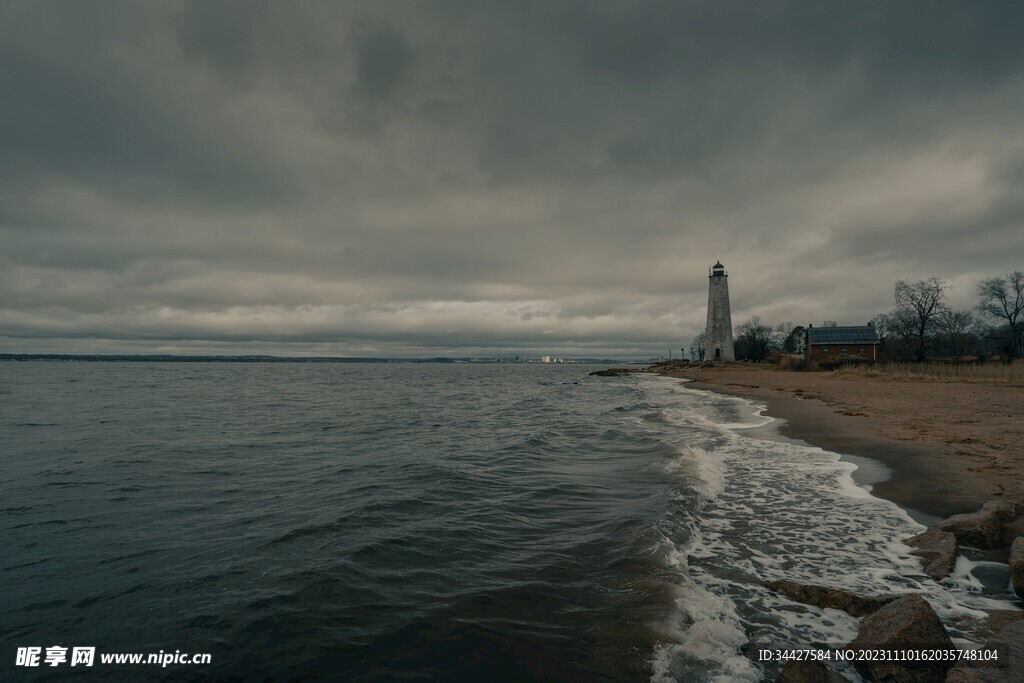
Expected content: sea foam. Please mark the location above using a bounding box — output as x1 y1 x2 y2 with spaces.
639 375 1019 682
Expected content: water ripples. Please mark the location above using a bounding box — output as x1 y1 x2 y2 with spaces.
11 363 998 681
2 363 682 681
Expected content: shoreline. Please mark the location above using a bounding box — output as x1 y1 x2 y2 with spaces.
679 378 978 521
652 363 1024 557
636 365 1024 679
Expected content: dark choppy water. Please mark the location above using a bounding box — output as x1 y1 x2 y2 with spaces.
1 363 1017 682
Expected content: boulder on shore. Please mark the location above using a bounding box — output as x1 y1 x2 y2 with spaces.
850 594 954 683
775 659 846 683
945 620 1024 683
764 580 898 617
1010 537 1024 598
934 501 1017 549
906 528 959 579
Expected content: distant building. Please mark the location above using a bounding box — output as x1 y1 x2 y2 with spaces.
805 324 880 366
705 261 735 362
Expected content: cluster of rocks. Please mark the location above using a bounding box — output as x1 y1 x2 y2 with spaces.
771 501 1024 682
588 367 644 377
906 500 1024 595
906 501 1023 584
771 590 1023 683
590 360 714 377
590 359 723 377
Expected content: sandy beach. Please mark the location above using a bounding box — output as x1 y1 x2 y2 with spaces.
656 363 1024 548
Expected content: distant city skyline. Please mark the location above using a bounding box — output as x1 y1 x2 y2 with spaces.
3 2 1023 357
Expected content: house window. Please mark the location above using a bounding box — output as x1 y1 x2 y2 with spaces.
821 346 829 354
859 347 866 355
840 347 848 354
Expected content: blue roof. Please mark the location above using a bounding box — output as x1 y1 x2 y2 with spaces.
807 326 880 344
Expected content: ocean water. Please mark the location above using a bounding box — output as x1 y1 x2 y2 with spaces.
0 362 1017 682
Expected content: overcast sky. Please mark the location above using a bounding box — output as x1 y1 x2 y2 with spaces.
2 1 1023 358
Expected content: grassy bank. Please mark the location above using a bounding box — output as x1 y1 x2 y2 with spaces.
835 359 1024 383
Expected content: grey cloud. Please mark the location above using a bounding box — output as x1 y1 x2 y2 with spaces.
354 27 415 101
177 0 261 74
0 40 290 207
2 2 1023 357
175 0 343 81
565 0 1024 87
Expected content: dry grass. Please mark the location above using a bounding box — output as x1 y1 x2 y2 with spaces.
835 360 1024 383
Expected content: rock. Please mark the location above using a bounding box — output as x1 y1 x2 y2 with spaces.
935 501 1017 550
945 620 1024 682
1009 537 1024 598
954 611 1024 653
1001 513 1024 548
982 610 1024 637
765 580 898 617
589 368 638 377
850 594 954 683
906 528 959 579
775 658 846 683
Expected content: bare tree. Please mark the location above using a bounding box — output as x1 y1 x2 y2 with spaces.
691 331 706 361
870 311 917 361
821 320 839 328
871 312 899 360
936 309 974 362
973 321 1003 362
869 313 891 342
894 277 949 361
735 316 777 362
897 308 923 360
976 271 1024 360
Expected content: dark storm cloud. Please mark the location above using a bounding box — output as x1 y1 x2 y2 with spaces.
562 0 1024 181
354 27 415 101
0 39 289 207
177 0 262 73
2 1 1023 356
175 0 345 83
567 0 1024 85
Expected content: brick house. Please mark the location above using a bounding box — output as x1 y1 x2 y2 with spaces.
805 324 881 366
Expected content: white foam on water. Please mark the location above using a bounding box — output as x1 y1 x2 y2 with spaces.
950 556 986 592
664 445 726 502
649 530 763 683
664 405 775 433
939 557 1017 612
637 376 1020 682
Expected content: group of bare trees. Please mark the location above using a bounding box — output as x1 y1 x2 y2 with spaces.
688 270 1023 363
873 271 1023 362
732 318 810 362
978 271 1024 360
690 318 807 362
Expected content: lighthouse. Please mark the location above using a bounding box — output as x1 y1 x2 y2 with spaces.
705 260 735 362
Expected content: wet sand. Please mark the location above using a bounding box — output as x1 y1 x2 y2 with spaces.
656 363 1024 527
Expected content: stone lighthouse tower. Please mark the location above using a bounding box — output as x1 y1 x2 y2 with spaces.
705 260 735 362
